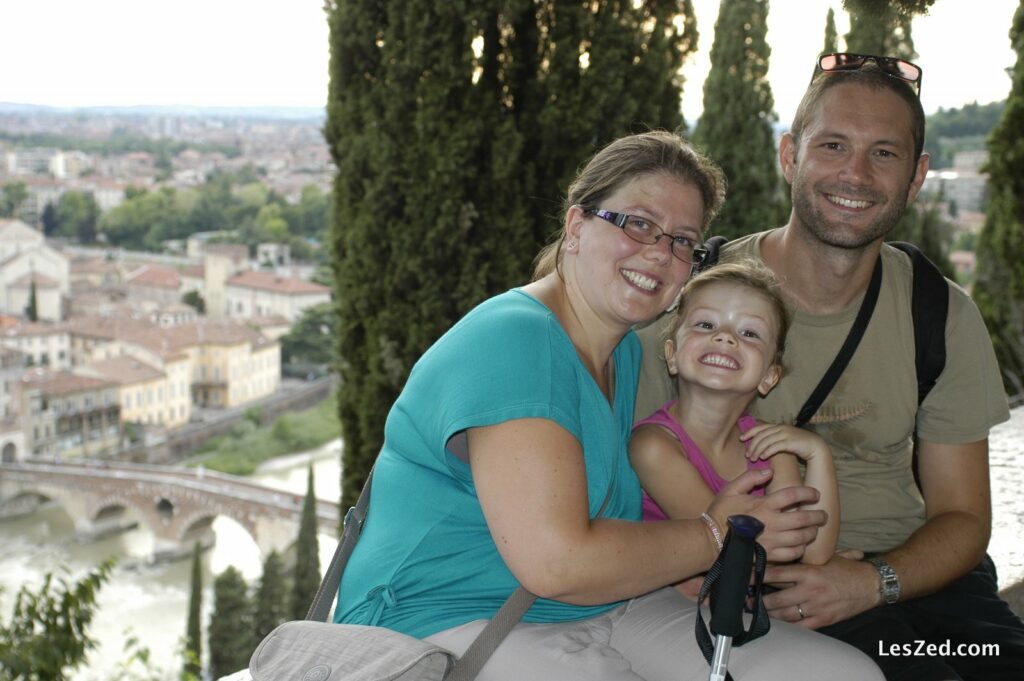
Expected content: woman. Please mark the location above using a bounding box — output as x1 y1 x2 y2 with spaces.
335 131 882 680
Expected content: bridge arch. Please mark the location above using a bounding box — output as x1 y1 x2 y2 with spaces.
0 460 340 562
1 442 15 463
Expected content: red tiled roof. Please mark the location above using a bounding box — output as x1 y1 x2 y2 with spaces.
127 264 181 289
226 270 330 295
80 356 165 384
20 369 114 397
2 322 65 338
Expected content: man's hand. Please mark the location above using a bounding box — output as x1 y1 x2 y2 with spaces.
762 553 880 629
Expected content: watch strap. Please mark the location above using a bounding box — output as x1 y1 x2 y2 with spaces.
867 556 900 605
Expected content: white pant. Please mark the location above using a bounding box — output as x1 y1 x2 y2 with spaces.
426 587 884 681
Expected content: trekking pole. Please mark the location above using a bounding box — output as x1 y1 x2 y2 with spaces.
707 515 765 681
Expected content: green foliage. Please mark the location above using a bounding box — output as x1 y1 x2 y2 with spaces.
886 193 957 280
693 0 785 240
182 290 206 314
208 567 257 680
253 551 289 640
244 407 264 427
842 0 937 18
0 182 28 218
924 102 1006 169
195 396 340 475
974 1 1024 399
327 0 698 508
844 0 918 60
291 466 321 620
281 302 339 366
40 203 58 236
0 128 239 159
54 190 100 243
99 174 329 254
823 8 838 55
184 543 203 679
0 560 113 680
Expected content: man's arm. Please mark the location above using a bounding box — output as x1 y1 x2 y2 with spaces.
882 438 991 598
762 438 991 628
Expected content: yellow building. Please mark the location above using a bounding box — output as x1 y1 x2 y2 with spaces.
75 355 192 428
16 369 121 458
63 315 279 412
160 321 280 408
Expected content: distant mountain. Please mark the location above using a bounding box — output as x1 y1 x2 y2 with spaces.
0 102 325 121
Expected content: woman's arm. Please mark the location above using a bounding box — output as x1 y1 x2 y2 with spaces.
745 424 839 564
629 423 714 519
469 418 829 604
469 418 719 604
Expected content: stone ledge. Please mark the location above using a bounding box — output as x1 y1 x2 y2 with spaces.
1000 580 1024 619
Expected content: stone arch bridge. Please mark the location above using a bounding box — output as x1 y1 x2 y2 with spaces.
0 459 340 562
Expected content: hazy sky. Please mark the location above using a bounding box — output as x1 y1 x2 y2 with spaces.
0 0 1016 123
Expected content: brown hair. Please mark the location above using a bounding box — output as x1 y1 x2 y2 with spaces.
532 131 726 280
666 259 790 368
790 65 926 161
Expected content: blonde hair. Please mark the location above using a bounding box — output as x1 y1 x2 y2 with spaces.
666 259 790 367
532 131 726 280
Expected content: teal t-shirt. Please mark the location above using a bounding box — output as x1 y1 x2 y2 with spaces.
334 289 643 638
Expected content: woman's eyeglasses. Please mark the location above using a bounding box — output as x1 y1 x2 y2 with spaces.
815 52 922 96
582 207 708 266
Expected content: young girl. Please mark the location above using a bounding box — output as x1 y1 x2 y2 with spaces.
630 260 839 570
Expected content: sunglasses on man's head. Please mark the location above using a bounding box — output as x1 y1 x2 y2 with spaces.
814 52 923 96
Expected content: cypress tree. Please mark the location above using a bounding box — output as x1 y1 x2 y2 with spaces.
253 550 289 640
974 0 1024 398
842 0 936 60
290 465 321 619
692 0 784 240
823 8 838 55
326 0 699 508
208 566 256 680
843 0 954 274
183 542 203 679
25 279 38 322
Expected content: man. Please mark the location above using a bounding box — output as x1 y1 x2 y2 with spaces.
636 54 1024 680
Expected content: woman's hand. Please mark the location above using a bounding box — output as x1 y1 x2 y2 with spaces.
706 468 826 563
740 422 831 464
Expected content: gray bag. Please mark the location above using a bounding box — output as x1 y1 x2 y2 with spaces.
249 621 453 681
244 468 536 681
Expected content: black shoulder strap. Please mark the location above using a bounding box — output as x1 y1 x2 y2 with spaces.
887 242 949 405
794 255 883 428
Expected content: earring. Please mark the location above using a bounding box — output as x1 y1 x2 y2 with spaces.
566 239 578 250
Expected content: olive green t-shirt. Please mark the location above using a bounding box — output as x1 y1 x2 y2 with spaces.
636 230 1010 552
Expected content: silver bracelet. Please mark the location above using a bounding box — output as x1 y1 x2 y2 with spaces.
700 512 724 550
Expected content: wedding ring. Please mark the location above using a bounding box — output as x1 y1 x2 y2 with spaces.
797 604 806 620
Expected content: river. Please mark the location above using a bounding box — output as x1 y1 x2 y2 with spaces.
0 439 345 680
1 409 1023 680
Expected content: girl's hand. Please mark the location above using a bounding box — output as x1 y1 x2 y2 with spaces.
740 422 831 463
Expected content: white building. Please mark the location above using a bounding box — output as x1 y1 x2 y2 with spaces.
0 219 70 321
224 270 330 323
0 322 72 369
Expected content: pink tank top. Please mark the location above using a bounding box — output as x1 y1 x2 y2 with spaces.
634 402 770 522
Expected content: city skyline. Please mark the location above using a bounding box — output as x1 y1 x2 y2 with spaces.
0 1 1017 124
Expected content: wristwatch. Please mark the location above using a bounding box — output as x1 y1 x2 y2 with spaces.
866 556 900 605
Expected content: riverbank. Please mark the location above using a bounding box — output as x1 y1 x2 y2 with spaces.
184 395 340 475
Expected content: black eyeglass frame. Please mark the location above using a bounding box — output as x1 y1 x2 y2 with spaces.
581 207 708 267
814 52 923 96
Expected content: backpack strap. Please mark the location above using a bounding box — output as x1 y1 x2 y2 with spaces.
887 242 949 405
697 235 729 273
